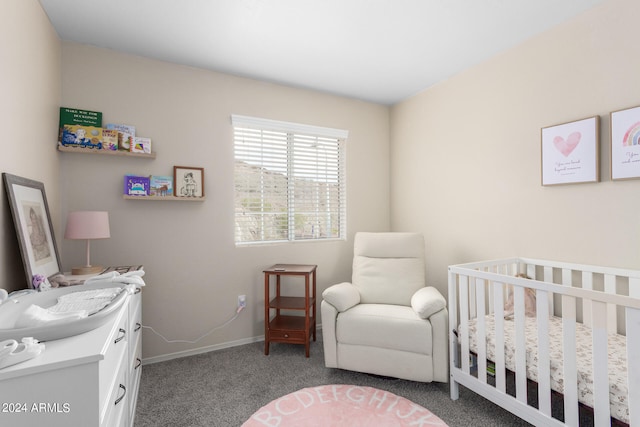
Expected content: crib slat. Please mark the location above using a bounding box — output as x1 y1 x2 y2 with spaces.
562 268 572 287
562 295 579 427
544 266 554 314
487 266 496 313
459 275 470 373
591 300 611 425
627 307 640 426
493 282 506 393
448 268 460 400
475 278 487 384
604 274 617 333
514 286 527 403
526 263 535 280
582 271 593 327
630 277 640 299
536 289 552 417
469 276 477 319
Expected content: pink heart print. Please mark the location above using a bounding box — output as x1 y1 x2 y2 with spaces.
553 132 581 157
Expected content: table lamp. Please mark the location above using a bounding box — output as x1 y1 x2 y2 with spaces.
64 211 110 275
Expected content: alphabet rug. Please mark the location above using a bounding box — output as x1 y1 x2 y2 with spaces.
243 384 448 426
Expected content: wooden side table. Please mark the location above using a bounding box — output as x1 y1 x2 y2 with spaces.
264 264 317 357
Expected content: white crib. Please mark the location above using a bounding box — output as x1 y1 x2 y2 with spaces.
448 257 640 426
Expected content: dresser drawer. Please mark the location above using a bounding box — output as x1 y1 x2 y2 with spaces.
98 305 128 413
129 338 142 416
129 297 142 348
101 354 128 427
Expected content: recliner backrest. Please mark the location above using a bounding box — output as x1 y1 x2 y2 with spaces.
352 232 426 305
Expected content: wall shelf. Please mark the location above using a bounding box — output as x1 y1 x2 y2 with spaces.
58 145 156 159
123 195 205 202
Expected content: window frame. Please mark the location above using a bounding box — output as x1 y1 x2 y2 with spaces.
232 115 348 246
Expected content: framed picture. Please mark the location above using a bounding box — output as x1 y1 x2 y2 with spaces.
2 173 62 288
174 166 205 198
541 116 599 186
610 105 640 180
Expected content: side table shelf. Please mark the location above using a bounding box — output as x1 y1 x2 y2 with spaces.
264 264 317 358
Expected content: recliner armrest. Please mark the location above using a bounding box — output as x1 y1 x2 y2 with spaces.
322 282 361 312
411 286 446 319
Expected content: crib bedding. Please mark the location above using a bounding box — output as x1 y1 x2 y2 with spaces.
464 315 629 424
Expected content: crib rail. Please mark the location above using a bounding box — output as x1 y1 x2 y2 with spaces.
448 257 640 427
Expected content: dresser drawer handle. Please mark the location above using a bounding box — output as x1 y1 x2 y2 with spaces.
134 322 141 332
135 358 142 370
114 328 126 344
284 334 289 338
114 384 126 405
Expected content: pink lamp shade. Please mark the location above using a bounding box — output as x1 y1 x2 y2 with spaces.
64 211 110 275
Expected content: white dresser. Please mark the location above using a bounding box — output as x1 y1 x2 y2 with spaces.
0 287 142 427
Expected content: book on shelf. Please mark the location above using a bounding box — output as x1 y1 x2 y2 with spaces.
124 175 150 196
101 129 118 151
106 123 136 136
59 107 102 127
59 125 104 149
106 124 136 151
58 107 102 142
149 175 173 196
131 137 152 154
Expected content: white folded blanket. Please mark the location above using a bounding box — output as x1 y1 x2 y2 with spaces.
84 270 146 287
50 287 123 315
14 287 126 329
15 304 87 328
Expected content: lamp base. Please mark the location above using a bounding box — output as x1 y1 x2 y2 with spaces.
71 265 104 275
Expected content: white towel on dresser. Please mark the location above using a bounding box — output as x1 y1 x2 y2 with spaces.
14 287 125 329
49 287 124 315
15 304 88 328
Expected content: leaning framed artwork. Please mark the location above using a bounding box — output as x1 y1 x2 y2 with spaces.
610 105 640 180
174 166 205 198
541 116 599 186
2 173 62 288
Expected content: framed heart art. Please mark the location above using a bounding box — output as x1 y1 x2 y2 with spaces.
541 116 599 186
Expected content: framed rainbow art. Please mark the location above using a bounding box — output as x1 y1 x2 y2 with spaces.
610 105 640 180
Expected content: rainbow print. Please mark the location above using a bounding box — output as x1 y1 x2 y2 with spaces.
622 121 640 146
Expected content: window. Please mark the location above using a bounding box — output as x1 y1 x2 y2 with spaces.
232 115 347 245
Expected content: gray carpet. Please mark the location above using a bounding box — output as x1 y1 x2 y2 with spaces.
134 336 534 427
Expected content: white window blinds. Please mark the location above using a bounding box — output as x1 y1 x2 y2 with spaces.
232 115 347 245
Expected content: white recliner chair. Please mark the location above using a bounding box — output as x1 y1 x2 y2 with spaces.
321 232 448 382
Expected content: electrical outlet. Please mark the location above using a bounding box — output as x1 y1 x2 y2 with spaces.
237 295 246 309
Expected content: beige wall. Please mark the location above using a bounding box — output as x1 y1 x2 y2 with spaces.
390 0 640 298
59 43 390 360
0 0 61 292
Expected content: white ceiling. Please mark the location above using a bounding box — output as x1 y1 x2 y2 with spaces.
38 0 605 105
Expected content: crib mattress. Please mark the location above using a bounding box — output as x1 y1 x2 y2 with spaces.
464 315 629 424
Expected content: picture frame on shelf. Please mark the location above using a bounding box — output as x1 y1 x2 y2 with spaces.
610 105 640 181
541 116 599 186
2 173 62 288
174 166 205 198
